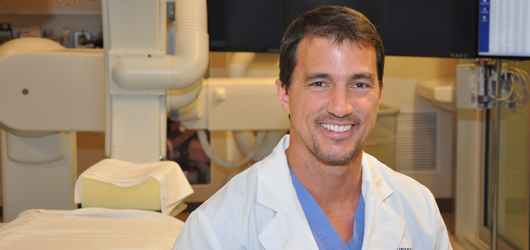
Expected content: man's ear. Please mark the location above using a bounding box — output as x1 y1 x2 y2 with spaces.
276 79 290 115
379 80 385 104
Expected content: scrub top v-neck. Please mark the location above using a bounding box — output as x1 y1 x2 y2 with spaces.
290 168 365 250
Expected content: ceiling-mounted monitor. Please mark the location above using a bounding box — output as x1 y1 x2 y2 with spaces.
208 0 478 58
478 0 530 58
207 0 285 53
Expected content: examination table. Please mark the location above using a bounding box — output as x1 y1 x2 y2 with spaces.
0 159 193 249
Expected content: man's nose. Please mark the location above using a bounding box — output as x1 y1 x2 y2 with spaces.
327 88 353 118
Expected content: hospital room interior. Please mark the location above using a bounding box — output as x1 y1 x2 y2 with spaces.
0 0 528 249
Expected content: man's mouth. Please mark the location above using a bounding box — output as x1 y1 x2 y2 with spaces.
319 123 354 133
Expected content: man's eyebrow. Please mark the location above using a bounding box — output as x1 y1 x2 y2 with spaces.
305 73 331 82
305 72 376 82
350 72 375 81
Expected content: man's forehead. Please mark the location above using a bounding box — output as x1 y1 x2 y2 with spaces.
294 36 377 71
295 36 377 74
300 35 371 52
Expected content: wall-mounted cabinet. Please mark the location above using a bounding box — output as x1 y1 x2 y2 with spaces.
0 0 101 15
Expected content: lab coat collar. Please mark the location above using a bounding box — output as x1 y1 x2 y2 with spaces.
257 135 318 249
361 153 394 201
361 153 406 249
257 135 405 249
255 135 291 212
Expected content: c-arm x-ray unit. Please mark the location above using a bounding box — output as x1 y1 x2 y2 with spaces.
0 0 289 222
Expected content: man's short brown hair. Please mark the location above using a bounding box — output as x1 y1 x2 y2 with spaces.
279 6 385 91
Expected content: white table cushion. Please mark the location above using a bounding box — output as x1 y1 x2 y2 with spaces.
75 159 193 215
0 208 184 249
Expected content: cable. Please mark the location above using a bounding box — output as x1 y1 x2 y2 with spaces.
196 130 267 168
492 67 529 109
492 72 513 103
510 68 529 108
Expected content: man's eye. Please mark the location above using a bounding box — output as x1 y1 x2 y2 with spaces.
354 83 368 88
311 82 325 87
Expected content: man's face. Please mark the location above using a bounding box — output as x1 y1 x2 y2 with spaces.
276 36 384 165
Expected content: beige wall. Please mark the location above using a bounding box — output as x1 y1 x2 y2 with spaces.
0 52 463 203
210 52 460 80
385 56 458 79
75 53 464 176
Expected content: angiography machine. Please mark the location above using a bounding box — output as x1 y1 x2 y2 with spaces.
0 0 289 248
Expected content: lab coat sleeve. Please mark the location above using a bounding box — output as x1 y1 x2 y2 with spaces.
435 209 453 250
173 210 222 250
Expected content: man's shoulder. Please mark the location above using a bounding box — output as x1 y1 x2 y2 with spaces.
363 152 435 203
177 159 277 248
174 162 269 249
192 137 289 222
362 153 450 249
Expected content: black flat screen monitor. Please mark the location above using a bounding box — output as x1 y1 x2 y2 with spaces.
207 0 285 53
478 0 530 58
208 0 478 58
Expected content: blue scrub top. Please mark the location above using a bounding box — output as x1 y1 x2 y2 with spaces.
290 168 365 250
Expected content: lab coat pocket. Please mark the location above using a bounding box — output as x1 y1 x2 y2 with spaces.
397 236 413 250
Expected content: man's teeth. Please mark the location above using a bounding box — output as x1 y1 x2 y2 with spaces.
321 124 353 132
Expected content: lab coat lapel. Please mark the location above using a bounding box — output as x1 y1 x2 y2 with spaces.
255 137 407 249
256 136 318 250
361 153 406 249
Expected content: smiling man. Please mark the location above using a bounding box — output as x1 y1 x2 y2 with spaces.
175 6 452 250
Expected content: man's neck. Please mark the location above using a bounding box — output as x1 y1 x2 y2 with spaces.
286 146 363 204
286 146 363 243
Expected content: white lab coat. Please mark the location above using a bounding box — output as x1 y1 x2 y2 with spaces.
174 135 452 250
